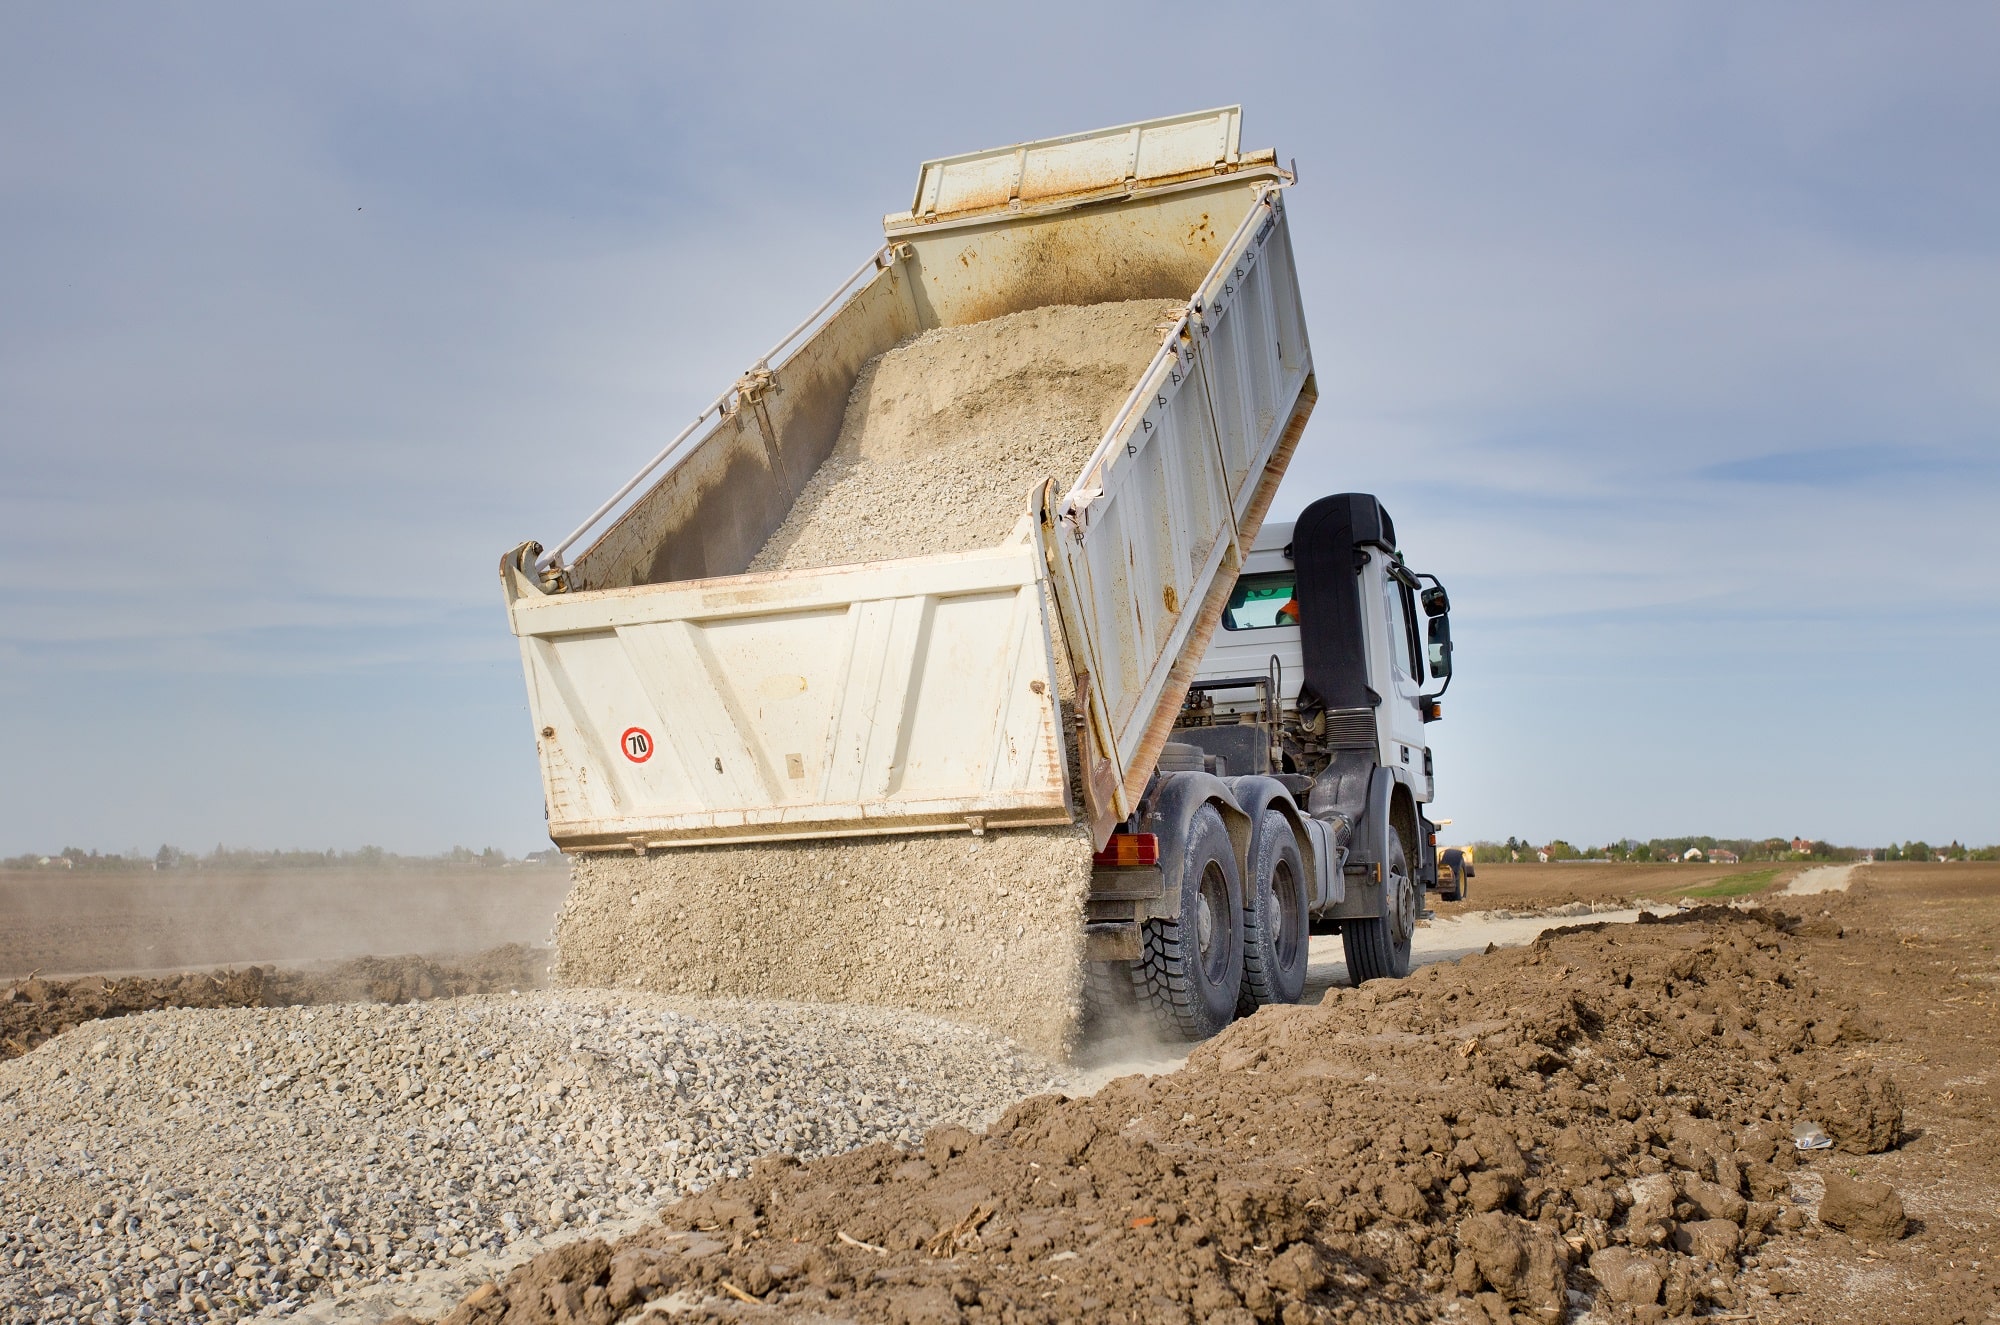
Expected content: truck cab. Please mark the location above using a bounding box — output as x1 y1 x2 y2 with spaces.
1087 492 1457 1040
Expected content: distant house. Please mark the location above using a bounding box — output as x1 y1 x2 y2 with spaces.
1683 847 1705 862
1708 849 1740 865
1536 849 1550 863
1792 838 1816 853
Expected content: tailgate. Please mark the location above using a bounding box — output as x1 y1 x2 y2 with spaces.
502 544 1074 849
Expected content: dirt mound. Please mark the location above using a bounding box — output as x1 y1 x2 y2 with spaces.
411 906 1908 1323
0 944 548 1061
748 300 1179 573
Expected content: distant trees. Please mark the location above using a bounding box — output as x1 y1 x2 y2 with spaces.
1455 835 1990 865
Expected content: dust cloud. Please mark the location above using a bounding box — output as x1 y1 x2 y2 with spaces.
0 864 572 980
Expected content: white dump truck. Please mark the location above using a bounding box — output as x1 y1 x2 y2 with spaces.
501 108 1458 1041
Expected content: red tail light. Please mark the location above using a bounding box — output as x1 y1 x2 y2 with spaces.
1093 833 1160 868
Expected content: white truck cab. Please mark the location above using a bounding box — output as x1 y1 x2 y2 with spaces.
1088 493 1457 1039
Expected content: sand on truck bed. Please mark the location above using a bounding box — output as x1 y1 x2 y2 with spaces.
747 299 1181 574
409 874 2000 1325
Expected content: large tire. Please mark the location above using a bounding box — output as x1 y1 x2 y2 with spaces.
1137 803 1244 1041
1081 958 1138 1031
1344 828 1416 983
1438 849 1468 903
1239 811 1309 1011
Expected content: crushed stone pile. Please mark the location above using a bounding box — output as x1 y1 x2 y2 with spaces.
1 946 550 1063
411 906 1916 1324
557 828 1092 1060
747 300 1180 573
0 992 1063 1325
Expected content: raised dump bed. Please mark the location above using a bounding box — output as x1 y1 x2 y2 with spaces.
503 107 1315 854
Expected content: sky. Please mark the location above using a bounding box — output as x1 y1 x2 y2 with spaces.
2 4 1996 856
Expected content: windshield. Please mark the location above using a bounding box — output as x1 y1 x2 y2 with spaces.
1221 572 1298 630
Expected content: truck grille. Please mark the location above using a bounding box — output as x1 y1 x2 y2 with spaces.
1323 707 1377 749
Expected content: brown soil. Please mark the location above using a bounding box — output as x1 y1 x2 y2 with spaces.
405 864 2000 1325
1433 861 1805 917
0 944 549 1062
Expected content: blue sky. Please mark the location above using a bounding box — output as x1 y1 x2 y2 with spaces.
3 4 1995 855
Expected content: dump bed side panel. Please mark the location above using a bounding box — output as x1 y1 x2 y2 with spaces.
1040 189 1314 844
567 262 922 592
506 546 1072 849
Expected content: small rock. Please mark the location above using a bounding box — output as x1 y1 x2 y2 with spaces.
1673 1218 1742 1264
1817 1173 1906 1242
1678 1174 1748 1225
1812 1071 1903 1154
1466 1171 1519 1213
1265 1243 1329 1296
1588 1246 1664 1306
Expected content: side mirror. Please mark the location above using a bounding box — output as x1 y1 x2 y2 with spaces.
1426 613 1453 679
1421 585 1450 617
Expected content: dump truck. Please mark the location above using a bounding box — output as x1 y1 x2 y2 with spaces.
499 108 1459 1046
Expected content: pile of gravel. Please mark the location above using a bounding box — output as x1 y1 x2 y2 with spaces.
0 991 1064 1324
747 299 1179 573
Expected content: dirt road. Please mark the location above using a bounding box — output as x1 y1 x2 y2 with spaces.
1784 863 1858 894
1435 861 1806 916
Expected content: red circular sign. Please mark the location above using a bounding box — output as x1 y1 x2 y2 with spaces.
620 727 654 763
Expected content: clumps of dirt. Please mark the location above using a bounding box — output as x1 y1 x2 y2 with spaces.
1808 1068 1904 1153
1816 1173 1907 1243
747 300 1180 573
415 906 1916 1323
0 944 548 1061
556 828 1092 1058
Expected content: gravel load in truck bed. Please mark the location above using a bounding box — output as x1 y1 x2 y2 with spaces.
748 299 1181 573
0 992 1063 1324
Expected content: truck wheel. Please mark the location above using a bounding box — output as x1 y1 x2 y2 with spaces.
1344 830 1415 982
1138 803 1244 1040
1238 811 1309 1011
1081 959 1138 1030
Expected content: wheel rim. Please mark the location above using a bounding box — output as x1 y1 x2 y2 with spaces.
1273 859 1302 967
1197 860 1230 982
1389 869 1416 945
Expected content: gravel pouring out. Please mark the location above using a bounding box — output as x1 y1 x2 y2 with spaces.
556 828 1093 1059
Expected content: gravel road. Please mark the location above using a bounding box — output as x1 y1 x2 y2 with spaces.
1783 863 1858 894
0 992 1064 1324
